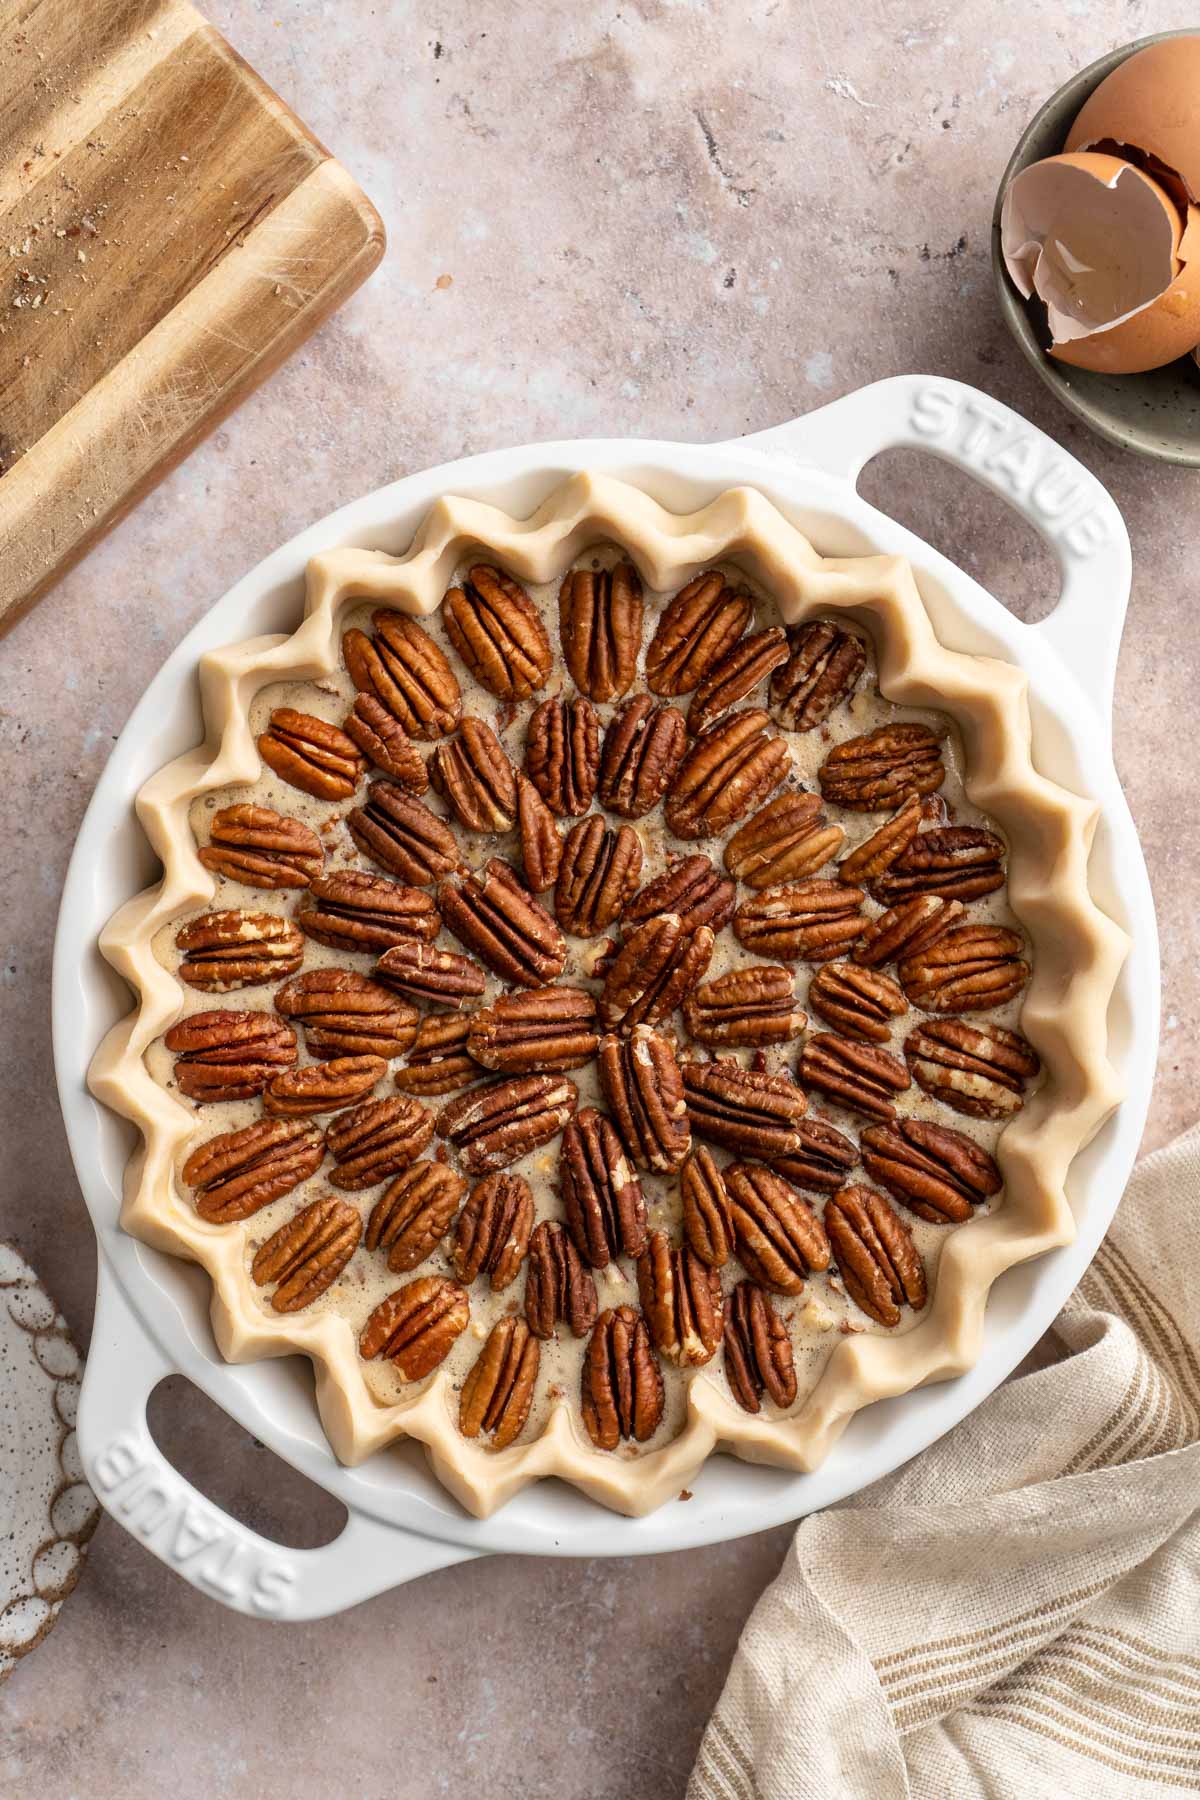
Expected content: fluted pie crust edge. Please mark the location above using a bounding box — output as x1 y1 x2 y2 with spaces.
88 472 1129 1518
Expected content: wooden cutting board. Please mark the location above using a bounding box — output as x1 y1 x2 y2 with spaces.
0 0 385 635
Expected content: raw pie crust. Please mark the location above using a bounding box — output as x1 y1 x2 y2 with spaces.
89 473 1129 1518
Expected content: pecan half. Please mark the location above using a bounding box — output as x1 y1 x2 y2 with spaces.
724 793 844 889
899 925 1030 1013
798 1033 910 1121
769 620 866 731
428 720 517 833
808 962 906 1042
258 708 365 801
525 1220 598 1340
346 784 458 885
682 964 806 1048
298 871 440 953
443 565 552 700
436 1073 579 1174
343 611 461 739
597 695 687 819
324 1093 435 1188
525 696 600 816
771 1117 858 1195
164 1010 297 1102
263 1053 387 1118
905 1018 1040 1120
598 1028 691 1173
687 627 789 736
274 968 419 1059
599 915 714 1031
637 1231 724 1365
724 1281 798 1412
199 804 323 890
516 774 562 891
558 561 644 701
818 723 944 811
665 709 790 839
439 860 567 988
680 1146 734 1267
452 1171 534 1289
838 794 922 887
459 1317 541 1449
825 1185 926 1326
374 939 487 1010
623 855 736 936
182 1118 323 1222
581 1307 664 1448
343 694 430 794
392 1015 482 1097
645 572 754 696
861 1118 1002 1224
853 895 965 968
251 1197 361 1311
360 1276 470 1379
733 879 865 962
873 826 1007 904
175 910 304 991
366 1159 467 1272
555 816 643 937
723 1160 831 1294
559 1107 647 1267
468 986 599 1073
681 1062 808 1160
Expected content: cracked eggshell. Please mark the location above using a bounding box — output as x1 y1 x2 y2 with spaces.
1066 35 1200 205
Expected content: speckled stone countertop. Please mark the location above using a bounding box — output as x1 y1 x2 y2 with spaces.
2 4 1196 1795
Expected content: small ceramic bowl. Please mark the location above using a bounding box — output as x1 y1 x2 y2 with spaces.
992 30 1200 465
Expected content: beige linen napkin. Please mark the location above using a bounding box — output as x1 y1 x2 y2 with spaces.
690 1126 1200 1799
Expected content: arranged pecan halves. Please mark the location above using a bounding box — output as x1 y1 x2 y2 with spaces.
853 895 965 968
665 709 790 839
468 985 599 1074
360 1276 470 1379
598 1027 691 1174
436 1073 579 1175
680 1146 734 1267
687 627 789 736
872 825 1007 905
442 565 552 701
257 707 364 801
724 792 844 889
452 1171 535 1289
525 1220 598 1340
681 1061 808 1161
637 1231 724 1366
723 1161 831 1294
343 693 430 794
251 1197 361 1312
459 1317 541 1449
581 1306 665 1449
558 561 644 701
825 1185 926 1327
374 939 487 1010
622 854 736 936
343 610 461 739
366 1159 467 1272
905 1018 1039 1120
439 859 567 988
525 695 600 816
392 1015 482 1097
682 964 807 1048
516 774 562 892
771 1117 859 1195
769 619 866 731
297 871 440 954
555 815 643 937
559 1107 647 1267
818 723 944 811
274 967 419 1060
798 1033 910 1122
182 1118 324 1222
165 1010 297 1103
346 783 458 885
199 804 323 890
263 1053 387 1119
807 962 906 1043
428 719 517 833
324 1093 435 1189
645 571 754 696
860 1118 1001 1224
599 914 714 1032
733 879 865 963
175 910 304 991
597 695 687 818
898 925 1030 1014
838 794 922 887
725 1281 798 1413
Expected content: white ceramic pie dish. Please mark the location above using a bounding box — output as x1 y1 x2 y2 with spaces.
55 375 1158 1618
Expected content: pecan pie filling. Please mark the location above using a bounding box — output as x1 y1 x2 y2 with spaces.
146 548 1039 1459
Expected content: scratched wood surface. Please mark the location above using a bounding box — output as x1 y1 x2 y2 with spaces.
0 0 385 634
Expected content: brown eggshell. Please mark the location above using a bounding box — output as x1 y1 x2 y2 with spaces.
1066 36 1200 204
1051 202 1200 374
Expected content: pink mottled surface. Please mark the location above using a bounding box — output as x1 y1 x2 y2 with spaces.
1 4 1196 1794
